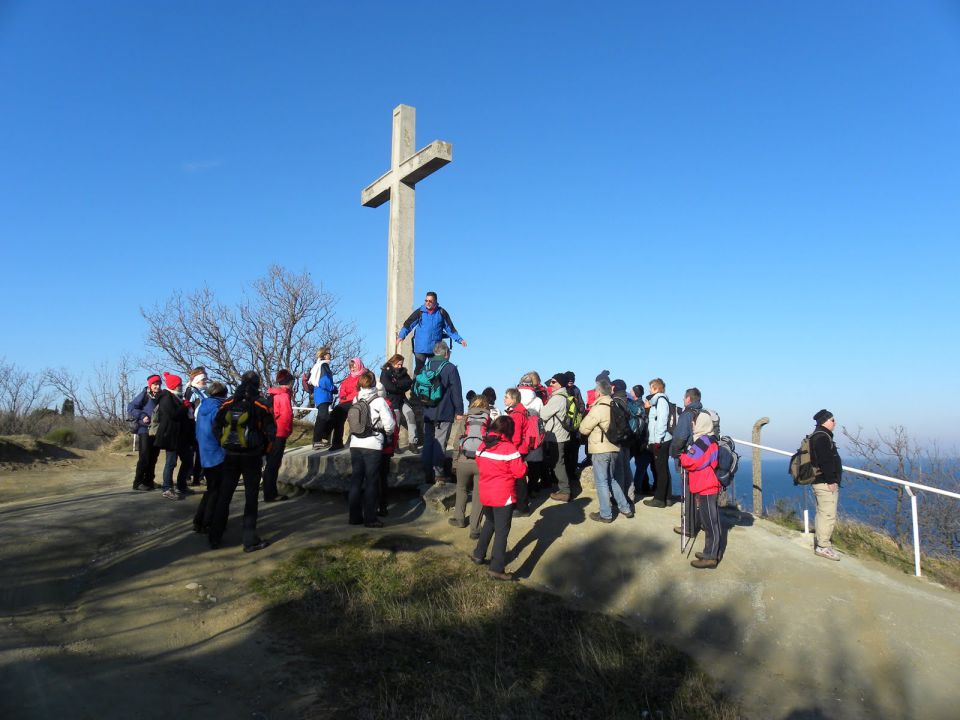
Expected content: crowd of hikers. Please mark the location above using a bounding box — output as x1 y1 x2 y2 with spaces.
125 290 844 575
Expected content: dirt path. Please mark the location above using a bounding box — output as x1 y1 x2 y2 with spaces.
2 456 959 719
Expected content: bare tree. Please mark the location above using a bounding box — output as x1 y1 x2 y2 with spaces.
843 425 960 556
0 357 54 435
140 265 362 402
45 355 139 437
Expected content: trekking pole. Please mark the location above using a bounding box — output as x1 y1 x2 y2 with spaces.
802 486 810 535
680 467 695 554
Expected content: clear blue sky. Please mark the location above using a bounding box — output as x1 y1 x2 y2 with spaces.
1 1 958 449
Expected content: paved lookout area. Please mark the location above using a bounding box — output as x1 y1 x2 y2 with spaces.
2 457 958 720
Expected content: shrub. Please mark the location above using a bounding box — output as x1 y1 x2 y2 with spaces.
43 427 77 447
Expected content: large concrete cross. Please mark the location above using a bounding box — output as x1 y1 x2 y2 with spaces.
361 104 453 367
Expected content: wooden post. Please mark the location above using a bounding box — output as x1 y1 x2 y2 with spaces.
752 417 769 515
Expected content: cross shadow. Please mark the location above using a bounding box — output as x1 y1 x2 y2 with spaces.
508 497 590 579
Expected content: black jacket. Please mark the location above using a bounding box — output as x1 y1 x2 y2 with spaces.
380 366 413 409
810 425 842 485
153 390 188 451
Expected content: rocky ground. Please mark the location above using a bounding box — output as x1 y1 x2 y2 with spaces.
2 446 959 719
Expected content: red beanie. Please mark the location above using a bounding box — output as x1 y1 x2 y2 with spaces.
163 372 183 390
147 374 162 386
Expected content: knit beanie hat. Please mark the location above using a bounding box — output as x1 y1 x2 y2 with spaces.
814 409 834 425
611 379 627 395
550 372 569 387
163 372 183 390
275 369 293 385
147 374 162 386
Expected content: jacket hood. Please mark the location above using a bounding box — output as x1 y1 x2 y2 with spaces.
268 386 291 397
357 387 378 402
693 412 714 437
197 396 224 418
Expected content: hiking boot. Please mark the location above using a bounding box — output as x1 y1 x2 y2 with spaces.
644 498 666 508
487 570 513 581
589 511 614 524
673 526 692 537
264 495 288 503
468 554 486 565
448 518 468 528
243 540 270 553
690 557 719 569
815 546 841 561
513 505 531 517
133 483 154 492
621 509 635 519
549 492 570 502
161 489 178 500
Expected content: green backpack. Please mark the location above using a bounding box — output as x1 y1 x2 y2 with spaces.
789 431 826 485
412 359 449 407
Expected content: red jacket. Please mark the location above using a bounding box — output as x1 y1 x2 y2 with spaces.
476 434 527 507
586 389 598 410
679 436 720 495
268 386 293 439
505 403 528 453
338 374 361 404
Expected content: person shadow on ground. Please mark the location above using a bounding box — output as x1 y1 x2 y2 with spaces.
508 496 591 579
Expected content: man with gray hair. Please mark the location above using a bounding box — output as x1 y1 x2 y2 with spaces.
420 341 464 485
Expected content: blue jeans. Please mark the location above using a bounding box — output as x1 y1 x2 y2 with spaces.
593 451 631 519
162 447 192 492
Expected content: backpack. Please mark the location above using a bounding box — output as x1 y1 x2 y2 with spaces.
127 391 150 434
523 409 546 453
458 413 489 459
347 397 377 438
604 397 633 447
626 399 648 442
412 359 449 407
301 371 313 394
220 399 252 451
556 393 583 433
716 435 740 488
653 396 680 435
789 432 826 485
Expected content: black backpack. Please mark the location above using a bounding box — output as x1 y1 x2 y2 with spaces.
604 397 633 447
716 436 740 488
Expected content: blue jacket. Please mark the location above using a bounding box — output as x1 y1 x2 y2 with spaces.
195 396 226 468
313 362 337 405
648 392 672 445
127 388 159 436
398 304 463 355
670 400 702 458
422 356 464 423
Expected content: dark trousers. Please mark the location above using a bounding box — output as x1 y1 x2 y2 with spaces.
162 447 192 492
615 446 631 494
474 504 514 573
563 438 580 482
262 436 288 500
413 352 430 376
524 460 545 494
696 492 722 559
191 447 203 484
544 441 571 495
193 463 223 531
312 402 331 444
329 402 350 449
209 454 263 548
133 434 160 488
651 442 673 504
378 453 391 512
349 448 382 524
632 445 654 496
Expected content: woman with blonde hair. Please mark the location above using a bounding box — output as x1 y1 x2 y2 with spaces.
308 347 337 449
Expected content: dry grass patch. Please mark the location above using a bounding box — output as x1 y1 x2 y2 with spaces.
253 536 740 720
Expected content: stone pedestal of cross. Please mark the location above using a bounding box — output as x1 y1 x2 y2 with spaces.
361 104 453 370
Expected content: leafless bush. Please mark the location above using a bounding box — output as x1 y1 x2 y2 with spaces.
44 356 139 438
140 265 362 404
843 425 959 557
0 357 55 435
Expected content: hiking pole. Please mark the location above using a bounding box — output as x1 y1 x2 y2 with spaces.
803 486 810 535
680 467 695 555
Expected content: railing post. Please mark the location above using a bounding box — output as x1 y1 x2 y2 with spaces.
752 417 769 516
907 487 922 577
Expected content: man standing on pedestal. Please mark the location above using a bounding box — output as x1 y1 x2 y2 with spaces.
397 291 467 375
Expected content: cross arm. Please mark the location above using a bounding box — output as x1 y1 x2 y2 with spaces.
397 140 453 186
361 170 392 208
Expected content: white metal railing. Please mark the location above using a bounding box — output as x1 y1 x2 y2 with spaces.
733 438 960 578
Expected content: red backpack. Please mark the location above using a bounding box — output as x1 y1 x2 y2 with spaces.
522 409 545 454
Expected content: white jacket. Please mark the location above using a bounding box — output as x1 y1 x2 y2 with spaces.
349 387 397 451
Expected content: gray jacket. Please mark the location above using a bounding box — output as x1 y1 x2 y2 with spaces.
540 388 571 443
